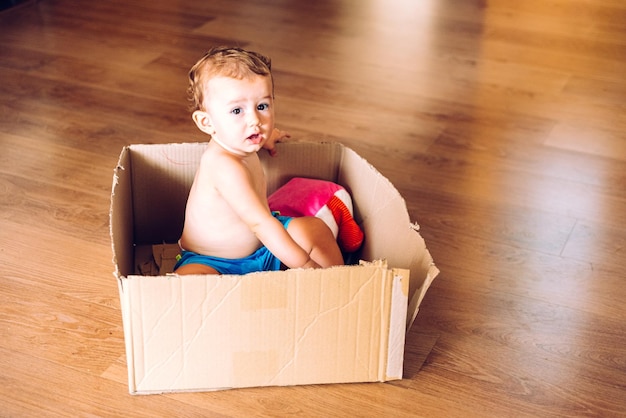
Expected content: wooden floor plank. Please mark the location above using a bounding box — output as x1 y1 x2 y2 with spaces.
1 0 625 415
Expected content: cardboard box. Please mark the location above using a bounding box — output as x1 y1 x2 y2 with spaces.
110 141 438 394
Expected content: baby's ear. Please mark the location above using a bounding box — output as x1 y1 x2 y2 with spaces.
192 110 215 136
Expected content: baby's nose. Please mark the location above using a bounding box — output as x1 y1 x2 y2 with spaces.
248 111 261 126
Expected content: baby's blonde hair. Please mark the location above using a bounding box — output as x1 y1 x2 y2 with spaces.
188 46 273 111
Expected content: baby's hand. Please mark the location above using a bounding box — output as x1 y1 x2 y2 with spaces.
263 128 291 157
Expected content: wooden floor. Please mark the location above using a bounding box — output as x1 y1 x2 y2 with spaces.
1 0 625 416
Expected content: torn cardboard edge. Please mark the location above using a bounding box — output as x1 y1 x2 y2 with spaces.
110 141 439 394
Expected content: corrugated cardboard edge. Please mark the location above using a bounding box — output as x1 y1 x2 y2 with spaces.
386 267 410 379
110 146 134 280
110 147 136 392
406 233 440 330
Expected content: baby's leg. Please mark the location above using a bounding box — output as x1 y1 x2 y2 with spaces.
287 217 344 267
175 263 219 275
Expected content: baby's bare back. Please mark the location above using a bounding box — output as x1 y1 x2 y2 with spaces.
179 146 270 258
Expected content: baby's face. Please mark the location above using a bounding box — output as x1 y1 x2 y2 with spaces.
203 74 275 156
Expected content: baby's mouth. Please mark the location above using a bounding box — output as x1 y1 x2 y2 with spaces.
247 133 263 144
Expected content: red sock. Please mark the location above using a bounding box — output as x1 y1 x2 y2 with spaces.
326 195 364 253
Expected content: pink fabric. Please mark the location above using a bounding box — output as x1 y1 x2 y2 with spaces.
268 177 364 253
268 177 344 217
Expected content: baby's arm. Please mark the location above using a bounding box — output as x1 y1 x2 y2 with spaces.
216 156 318 269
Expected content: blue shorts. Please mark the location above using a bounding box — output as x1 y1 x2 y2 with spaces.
174 214 292 275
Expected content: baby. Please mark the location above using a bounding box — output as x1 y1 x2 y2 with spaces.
174 46 344 275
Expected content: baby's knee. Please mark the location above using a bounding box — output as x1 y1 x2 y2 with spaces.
292 216 332 237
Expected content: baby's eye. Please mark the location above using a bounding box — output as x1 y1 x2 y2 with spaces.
231 108 242 115
257 103 269 111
